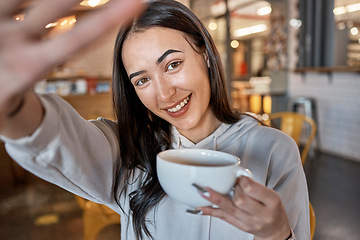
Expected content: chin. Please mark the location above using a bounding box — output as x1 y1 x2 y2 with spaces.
171 118 200 132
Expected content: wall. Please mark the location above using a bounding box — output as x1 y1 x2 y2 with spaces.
288 72 360 162
58 0 190 77
285 0 360 162
44 13 118 77
64 29 118 77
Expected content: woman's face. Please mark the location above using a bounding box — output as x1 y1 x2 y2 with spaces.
122 27 220 143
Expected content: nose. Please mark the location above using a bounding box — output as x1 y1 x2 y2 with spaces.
155 75 176 102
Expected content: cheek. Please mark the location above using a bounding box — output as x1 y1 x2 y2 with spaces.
180 64 210 89
192 69 211 93
196 76 212 106
135 89 156 110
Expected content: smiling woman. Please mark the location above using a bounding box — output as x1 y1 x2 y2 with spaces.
0 1 309 240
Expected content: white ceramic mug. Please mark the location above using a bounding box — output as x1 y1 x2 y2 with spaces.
156 149 253 208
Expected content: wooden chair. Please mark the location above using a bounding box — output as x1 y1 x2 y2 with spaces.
269 112 317 239
269 112 317 165
309 202 316 240
75 195 120 240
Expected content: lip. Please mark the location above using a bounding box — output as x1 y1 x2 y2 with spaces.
164 94 191 118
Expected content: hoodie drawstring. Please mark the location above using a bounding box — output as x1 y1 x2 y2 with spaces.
176 136 181 149
212 135 217 151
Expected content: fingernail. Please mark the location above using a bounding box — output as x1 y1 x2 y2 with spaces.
239 177 250 191
186 209 203 215
192 183 210 197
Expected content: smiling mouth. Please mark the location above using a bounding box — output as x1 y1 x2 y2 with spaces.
167 95 191 113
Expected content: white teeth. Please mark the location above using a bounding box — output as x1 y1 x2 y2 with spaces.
167 96 190 113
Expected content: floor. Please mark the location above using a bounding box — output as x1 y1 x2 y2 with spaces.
0 151 359 240
304 152 360 240
0 174 120 240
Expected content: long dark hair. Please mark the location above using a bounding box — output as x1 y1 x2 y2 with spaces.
112 0 241 239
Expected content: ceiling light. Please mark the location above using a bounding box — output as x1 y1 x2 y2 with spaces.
230 40 239 48
69 18 77 25
350 27 359 35
257 6 272 16
233 24 267 38
45 22 59 28
346 3 360 13
80 0 109 8
208 22 217 31
334 3 360 15
333 6 347 15
14 14 25 21
289 19 302 29
60 19 68 26
337 22 346 30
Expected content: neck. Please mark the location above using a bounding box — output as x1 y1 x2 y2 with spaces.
177 113 222 144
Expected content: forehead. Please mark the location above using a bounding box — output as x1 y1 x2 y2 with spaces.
121 27 198 66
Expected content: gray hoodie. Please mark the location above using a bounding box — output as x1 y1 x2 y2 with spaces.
1 93 310 240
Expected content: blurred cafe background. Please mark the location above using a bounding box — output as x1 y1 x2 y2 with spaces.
1 0 360 239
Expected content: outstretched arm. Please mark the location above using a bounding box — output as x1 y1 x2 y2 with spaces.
0 0 143 139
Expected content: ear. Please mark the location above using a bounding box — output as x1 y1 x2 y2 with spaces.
203 52 210 68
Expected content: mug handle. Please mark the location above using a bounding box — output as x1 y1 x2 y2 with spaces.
235 167 253 179
228 167 254 199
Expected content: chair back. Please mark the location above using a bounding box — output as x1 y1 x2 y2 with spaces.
309 202 316 239
269 112 317 238
269 112 317 165
75 195 120 240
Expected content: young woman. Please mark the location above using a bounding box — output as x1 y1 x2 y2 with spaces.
0 0 309 239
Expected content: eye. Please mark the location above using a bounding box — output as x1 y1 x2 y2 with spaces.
167 61 182 71
135 77 150 86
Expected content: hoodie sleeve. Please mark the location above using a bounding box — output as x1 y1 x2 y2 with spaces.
0 93 121 213
269 132 310 240
243 125 310 240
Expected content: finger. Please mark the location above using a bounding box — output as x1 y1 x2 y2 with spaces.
237 176 278 207
199 204 260 234
233 180 265 215
0 0 26 18
199 187 237 212
40 0 144 67
22 0 81 36
200 205 249 226
194 185 259 215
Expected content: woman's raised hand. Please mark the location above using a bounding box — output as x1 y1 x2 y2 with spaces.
0 0 143 115
197 176 291 240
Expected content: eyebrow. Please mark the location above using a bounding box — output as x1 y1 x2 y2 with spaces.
157 49 182 64
129 70 146 81
128 49 182 81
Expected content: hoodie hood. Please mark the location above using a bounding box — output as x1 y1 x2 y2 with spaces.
171 114 259 150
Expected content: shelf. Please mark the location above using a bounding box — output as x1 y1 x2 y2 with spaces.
294 66 360 73
61 92 111 100
45 75 111 82
61 92 114 120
